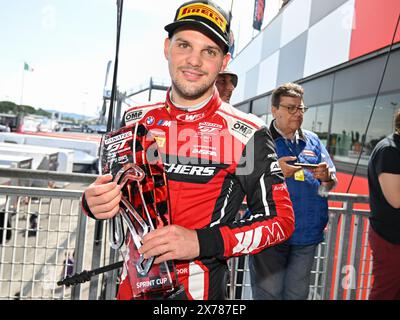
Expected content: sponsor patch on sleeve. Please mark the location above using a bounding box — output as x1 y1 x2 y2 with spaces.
124 109 144 125
231 120 255 139
270 161 282 173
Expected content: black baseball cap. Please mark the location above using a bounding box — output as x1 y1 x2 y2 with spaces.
165 0 231 54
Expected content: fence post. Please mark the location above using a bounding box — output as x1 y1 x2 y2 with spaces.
320 212 335 300
88 220 104 299
104 248 119 300
71 205 87 300
228 258 236 300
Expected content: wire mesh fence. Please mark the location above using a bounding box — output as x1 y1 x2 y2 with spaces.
227 193 373 300
0 186 82 299
0 168 373 300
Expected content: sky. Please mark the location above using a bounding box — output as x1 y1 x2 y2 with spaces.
0 0 282 117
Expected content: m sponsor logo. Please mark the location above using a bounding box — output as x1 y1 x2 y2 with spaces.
232 120 254 138
164 163 215 176
125 110 143 123
176 113 205 122
232 222 286 254
157 119 172 127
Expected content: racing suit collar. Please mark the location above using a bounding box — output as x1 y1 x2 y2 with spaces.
165 88 222 124
169 90 213 112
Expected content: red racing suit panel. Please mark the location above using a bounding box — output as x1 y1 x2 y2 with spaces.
82 89 295 300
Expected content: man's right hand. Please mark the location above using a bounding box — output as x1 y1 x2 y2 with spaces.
278 156 302 178
84 174 122 220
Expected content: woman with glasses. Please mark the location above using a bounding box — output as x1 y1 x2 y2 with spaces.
249 82 337 300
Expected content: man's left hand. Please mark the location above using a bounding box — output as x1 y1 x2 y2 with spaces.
138 225 200 264
311 162 331 182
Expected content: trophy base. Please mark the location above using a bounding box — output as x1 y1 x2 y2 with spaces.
132 285 186 300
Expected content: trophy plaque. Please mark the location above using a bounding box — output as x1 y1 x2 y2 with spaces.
100 123 182 299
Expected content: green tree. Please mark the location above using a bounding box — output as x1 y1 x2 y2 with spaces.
0 101 18 114
19 105 36 115
0 101 51 118
36 108 52 117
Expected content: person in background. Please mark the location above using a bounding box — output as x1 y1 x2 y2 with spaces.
367 109 400 300
215 69 237 103
249 82 337 300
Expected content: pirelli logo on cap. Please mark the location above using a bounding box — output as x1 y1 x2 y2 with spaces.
177 3 227 33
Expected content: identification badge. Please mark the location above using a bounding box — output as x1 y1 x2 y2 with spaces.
294 169 305 181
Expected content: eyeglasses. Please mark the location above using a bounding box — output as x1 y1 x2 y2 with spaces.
278 104 309 114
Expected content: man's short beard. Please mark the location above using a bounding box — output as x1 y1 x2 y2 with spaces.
172 78 214 101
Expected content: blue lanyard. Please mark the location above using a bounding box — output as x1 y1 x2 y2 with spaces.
283 138 300 160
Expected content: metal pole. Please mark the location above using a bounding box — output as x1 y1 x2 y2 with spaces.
104 248 119 300
115 94 123 129
71 207 87 300
101 0 124 299
89 220 104 299
20 65 25 105
148 77 153 101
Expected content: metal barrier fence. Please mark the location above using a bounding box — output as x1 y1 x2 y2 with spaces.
227 193 372 300
0 168 100 300
0 168 372 300
0 185 83 299
318 193 372 300
0 168 127 300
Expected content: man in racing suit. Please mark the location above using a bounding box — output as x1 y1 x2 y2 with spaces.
82 0 295 300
